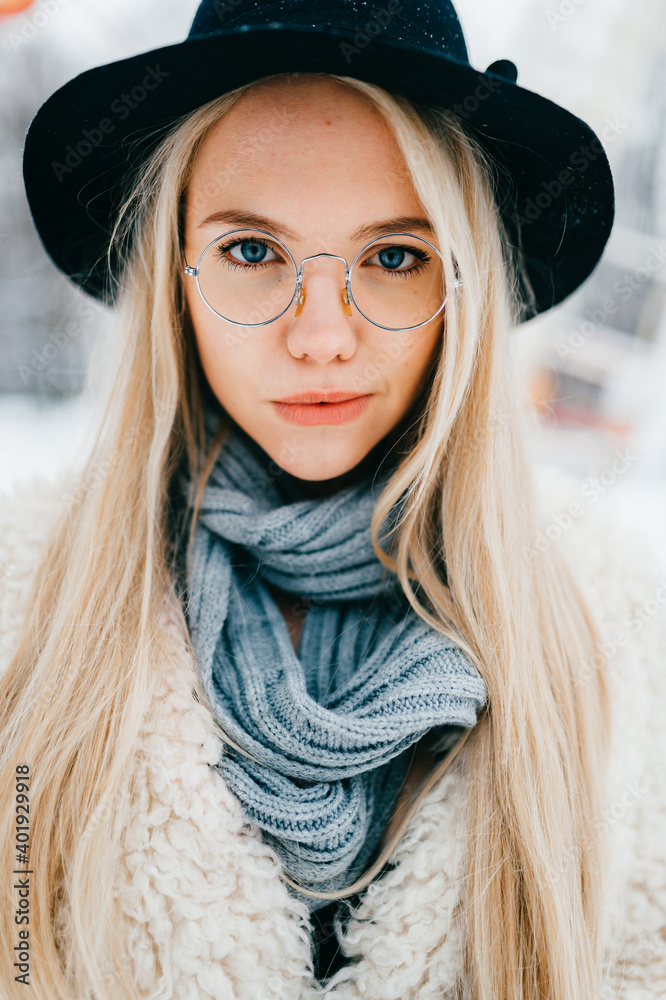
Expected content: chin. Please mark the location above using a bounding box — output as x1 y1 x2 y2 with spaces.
277 452 366 483
267 432 373 484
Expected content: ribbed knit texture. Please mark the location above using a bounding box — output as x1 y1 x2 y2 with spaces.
186 415 488 910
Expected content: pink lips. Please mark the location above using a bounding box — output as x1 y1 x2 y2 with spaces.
271 391 372 426
275 390 365 404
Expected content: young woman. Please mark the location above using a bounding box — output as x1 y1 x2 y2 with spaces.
2 2 665 998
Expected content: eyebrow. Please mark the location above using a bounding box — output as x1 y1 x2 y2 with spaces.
197 209 435 243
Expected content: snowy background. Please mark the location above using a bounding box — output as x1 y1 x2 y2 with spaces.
1 0 665 568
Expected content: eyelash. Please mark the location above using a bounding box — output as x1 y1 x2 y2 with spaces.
213 238 432 278
214 239 277 270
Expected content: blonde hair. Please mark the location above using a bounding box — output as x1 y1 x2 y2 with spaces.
0 72 612 999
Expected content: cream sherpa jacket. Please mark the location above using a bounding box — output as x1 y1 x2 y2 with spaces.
1 465 665 999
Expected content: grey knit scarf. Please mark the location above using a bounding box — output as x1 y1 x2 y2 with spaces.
186 417 488 911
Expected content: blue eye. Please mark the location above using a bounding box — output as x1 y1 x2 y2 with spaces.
234 240 270 264
378 247 408 269
214 238 280 269
365 243 431 277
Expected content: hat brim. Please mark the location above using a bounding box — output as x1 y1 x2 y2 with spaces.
22 23 614 318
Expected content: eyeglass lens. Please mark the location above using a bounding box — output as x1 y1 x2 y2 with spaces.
195 229 445 329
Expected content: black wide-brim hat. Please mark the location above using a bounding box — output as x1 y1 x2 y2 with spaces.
22 0 615 319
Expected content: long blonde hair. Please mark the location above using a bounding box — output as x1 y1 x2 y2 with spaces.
0 72 612 999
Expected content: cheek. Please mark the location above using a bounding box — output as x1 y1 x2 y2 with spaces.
187 291 257 407
388 322 442 394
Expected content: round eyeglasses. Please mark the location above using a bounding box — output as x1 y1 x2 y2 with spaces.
183 228 462 332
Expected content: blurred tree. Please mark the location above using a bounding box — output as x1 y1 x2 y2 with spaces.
0 39 90 395
0 0 195 396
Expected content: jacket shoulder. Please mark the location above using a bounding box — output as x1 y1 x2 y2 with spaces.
534 464 666 995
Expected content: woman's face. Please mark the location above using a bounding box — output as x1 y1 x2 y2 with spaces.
184 76 443 488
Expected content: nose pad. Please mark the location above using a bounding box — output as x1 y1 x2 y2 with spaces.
294 287 306 318
293 285 353 318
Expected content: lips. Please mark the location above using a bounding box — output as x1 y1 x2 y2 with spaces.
271 394 373 426
274 390 367 404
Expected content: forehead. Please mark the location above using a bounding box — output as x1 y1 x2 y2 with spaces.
185 77 422 238
189 76 413 187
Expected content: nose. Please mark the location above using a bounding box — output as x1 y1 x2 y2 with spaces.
294 252 353 318
286 254 357 361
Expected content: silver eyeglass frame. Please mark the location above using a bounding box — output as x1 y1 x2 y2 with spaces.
183 227 463 332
